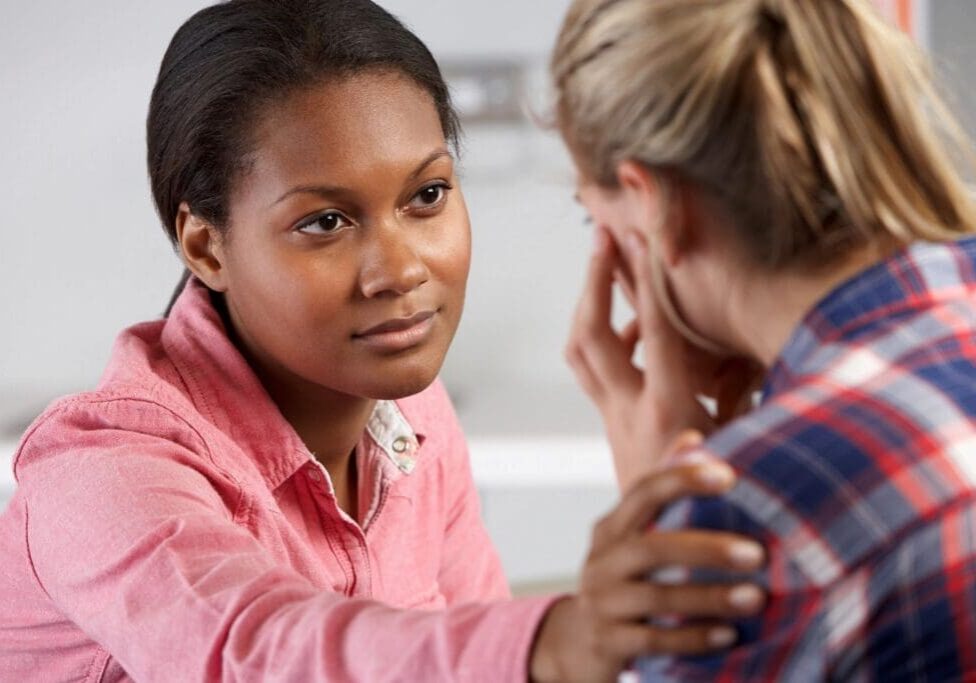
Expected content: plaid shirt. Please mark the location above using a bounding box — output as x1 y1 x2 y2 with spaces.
640 238 976 682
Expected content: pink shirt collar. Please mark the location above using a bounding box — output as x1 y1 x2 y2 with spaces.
159 277 425 491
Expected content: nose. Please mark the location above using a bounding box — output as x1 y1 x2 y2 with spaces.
358 224 430 299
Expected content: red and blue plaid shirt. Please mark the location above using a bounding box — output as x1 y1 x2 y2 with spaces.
641 238 976 681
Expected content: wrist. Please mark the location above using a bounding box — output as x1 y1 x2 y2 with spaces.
528 596 577 683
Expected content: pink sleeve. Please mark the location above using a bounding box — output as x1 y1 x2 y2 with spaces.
17 407 552 682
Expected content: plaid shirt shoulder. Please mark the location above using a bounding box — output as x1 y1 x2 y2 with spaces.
640 239 976 682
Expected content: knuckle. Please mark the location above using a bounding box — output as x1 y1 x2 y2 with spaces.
576 590 596 616
583 319 607 340
590 635 610 659
579 565 599 593
639 627 662 653
654 628 693 655
575 325 596 346
637 583 665 614
639 536 665 566
643 583 675 614
633 470 670 500
714 584 738 608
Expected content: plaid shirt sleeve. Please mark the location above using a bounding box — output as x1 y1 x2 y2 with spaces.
639 426 976 682
638 484 976 681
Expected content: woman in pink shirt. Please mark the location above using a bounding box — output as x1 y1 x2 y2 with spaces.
0 1 766 680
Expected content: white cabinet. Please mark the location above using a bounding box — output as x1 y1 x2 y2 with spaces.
469 436 618 588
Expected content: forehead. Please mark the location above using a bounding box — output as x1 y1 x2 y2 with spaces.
245 71 447 188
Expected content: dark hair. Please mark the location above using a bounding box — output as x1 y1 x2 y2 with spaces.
148 0 460 312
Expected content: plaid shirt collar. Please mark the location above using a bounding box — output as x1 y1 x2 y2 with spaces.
764 236 976 398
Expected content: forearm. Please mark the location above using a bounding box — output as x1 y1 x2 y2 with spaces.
214 585 556 682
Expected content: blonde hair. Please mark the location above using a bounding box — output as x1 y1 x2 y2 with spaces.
552 0 976 270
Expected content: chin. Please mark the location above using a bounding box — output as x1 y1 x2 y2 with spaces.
364 376 438 401
353 361 442 401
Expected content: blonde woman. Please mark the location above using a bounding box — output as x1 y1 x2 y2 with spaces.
554 0 976 679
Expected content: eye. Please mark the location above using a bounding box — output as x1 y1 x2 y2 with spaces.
296 211 353 236
408 182 451 210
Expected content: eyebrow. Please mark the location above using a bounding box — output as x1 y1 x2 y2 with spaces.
271 148 453 207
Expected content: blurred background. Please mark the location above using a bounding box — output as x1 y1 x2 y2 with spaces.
0 0 970 590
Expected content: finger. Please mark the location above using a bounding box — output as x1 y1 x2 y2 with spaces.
613 267 637 311
589 580 766 620
662 429 704 460
572 227 642 390
574 225 615 342
619 319 640 359
565 340 603 400
618 230 717 442
603 462 737 539
586 530 765 585
594 622 739 660
619 230 679 376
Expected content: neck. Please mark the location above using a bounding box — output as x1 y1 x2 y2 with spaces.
215 293 374 472
252 364 373 522
269 380 377 469
725 243 894 368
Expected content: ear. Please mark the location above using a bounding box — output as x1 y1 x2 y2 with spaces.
615 161 692 268
175 202 229 292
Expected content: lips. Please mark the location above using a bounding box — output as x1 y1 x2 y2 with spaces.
352 310 438 352
355 310 436 337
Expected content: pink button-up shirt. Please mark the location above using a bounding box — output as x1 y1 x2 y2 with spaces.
0 279 554 682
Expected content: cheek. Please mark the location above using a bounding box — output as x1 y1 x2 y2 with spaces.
445 228 472 288
225 237 355 346
426 210 472 293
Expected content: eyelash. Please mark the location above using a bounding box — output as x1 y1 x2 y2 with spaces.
295 211 352 236
408 181 452 212
294 181 453 236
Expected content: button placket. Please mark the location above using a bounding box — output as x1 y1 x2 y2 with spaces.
391 436 416 473
366 401 420 475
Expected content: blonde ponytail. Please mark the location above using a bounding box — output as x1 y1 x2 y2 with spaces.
552 0 976 270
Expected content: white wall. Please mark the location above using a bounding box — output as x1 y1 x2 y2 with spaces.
1 2 205 421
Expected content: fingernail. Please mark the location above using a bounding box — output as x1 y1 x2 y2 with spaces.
728 584 764 611
708 627 737 648
676 430 704 450
728 541 764 568
696 463 735 488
